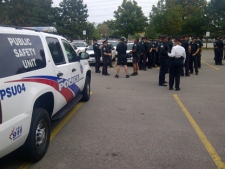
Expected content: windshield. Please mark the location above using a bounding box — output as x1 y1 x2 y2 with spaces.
127 44 133 50
72 42 86 47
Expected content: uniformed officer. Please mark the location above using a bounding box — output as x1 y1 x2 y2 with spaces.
168 38 186 91
158 35 169 86
130 38 140 76
196 37 203 68
107 43 114 68
115 37 130 78
151 39 158 68
167 36 173 52
140 37 148 70
146 37 153 69
189 37 199 75
213 38 218 64
216 36 224 65
93 38 102 73
101 40 111 76
181 34 190 76
156 36 161 66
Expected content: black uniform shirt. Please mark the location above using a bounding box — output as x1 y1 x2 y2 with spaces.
132 42 138 55
116 42 127 56
190 42 199 54
167 41 173 53
93 43 101 55
197 40 203 53
159 42 169 57
213 41 217 49
102 46 109 57
216 40 224 50
181 40 189 53
151 41 157 51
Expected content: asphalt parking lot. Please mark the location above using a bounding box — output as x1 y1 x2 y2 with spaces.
1 50 225 169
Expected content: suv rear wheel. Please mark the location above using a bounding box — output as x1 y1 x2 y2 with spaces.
21 108 51 162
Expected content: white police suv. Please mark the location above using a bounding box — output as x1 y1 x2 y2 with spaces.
0 26 91 162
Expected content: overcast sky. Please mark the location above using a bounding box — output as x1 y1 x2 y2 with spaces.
52 0 158 23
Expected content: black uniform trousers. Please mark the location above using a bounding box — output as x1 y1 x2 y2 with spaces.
107 56 113 67
169 58 183 89
151 50 157 67
102 56 108 75
197 53 201 68
159 57 167 85
189 54 198 73
95 54 101 72
139 53 147 70
216 48 223 65
181 53 190 76
147 52 153 68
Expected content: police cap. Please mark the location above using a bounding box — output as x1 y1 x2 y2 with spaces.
93 38 97 41
182 34 188 38
174 38 181 42
102 39 107 44
168 36 172 40
120 37 126 41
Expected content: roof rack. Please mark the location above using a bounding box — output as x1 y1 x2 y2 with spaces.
0 25 58 34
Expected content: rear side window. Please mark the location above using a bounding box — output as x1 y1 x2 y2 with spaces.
0 34 46 78
62 39 79 62
46 37 66 65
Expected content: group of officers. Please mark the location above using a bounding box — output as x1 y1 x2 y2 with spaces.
213 36 225 65
92 34 224 91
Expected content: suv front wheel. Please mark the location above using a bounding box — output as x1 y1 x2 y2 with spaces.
81 76 90 102
21 108 51 162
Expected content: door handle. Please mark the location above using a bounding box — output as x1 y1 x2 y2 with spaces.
72 68 76 72
57 72 63 77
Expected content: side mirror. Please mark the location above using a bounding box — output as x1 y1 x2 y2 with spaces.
79 52 89 60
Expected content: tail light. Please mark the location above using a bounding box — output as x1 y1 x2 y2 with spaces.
0 101 2 124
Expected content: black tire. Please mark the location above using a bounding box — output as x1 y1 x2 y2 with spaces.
81 76 90 102
20 108 51 162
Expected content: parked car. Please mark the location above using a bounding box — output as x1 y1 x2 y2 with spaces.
71 41 88 53
0 26 91 162
126 43 133 63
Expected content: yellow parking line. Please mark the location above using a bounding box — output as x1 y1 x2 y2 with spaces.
201 60 220 70
18 93 92 169
173 94 225 169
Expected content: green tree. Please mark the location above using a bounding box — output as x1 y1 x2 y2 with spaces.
149 0 207 37
57 0 89 40
113 0 148 38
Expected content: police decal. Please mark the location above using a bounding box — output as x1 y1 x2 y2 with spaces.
58 75 80 91
9 126 22 141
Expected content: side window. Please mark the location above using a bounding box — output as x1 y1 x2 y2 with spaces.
46 37 66 65
62 40 79 62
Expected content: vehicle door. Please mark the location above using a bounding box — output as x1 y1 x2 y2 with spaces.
61 39 83 96
46 37 74 110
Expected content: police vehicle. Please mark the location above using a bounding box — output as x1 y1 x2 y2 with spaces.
0 26 91 162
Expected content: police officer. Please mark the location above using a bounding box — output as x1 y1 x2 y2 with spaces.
196 37 203 68
139 37 147 70
216 36 224 65
115 37 130 78
168 38 186 91
146 37 153 69
158 35 169 86
130 38 140 76
181 34 190 76
93 38 102 73
189 37 199 75
107 43 114 68
151 39 158 68
101 40 111 76
213 38 218 64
